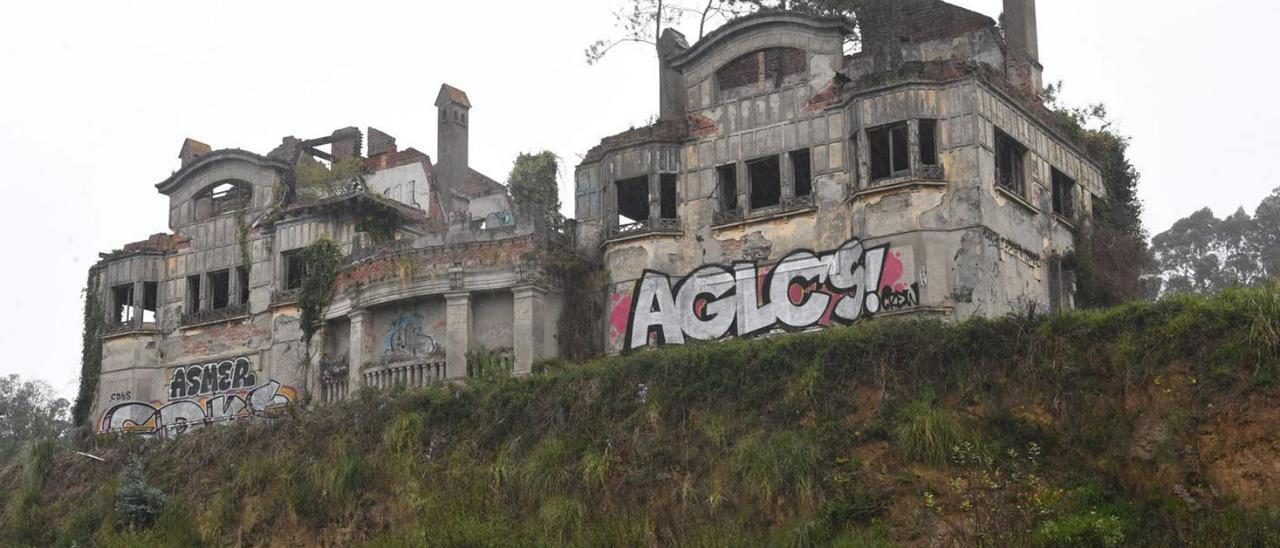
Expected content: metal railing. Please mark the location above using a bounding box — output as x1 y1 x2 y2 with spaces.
607 218 682 239
180 302 249 326
713 208 743 225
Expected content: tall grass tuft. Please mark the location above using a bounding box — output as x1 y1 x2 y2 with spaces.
327 441 373 509
1249 278 1280 357
732 431 819 512
19 437 59 490
523 437 571 496
539 496 586 543
891 395 964 466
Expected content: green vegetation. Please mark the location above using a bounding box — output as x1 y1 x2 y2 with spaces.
299 236 344 345
295 156 366 200
72 270 104 427
6 285 1280 545
506 150 563 226
114 458 166 531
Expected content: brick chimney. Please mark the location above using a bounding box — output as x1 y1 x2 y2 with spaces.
657 28 689 120
368 127 397 157
1002 0 1042 93
435 84 471 215
178 138 211 168
330 126 363 161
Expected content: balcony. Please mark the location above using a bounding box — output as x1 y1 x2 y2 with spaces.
606 218 682 241
180 303 249 327
712 194 816 229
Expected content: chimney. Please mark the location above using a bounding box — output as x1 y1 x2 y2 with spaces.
657 28 689 120
178 138 211 168
368 127 397 157
435 84 471 215
330 126 363 161
1002 0 1042 92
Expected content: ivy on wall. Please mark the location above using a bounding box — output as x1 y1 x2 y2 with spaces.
72 271 104 427
299 236 344 345
549 251 606 361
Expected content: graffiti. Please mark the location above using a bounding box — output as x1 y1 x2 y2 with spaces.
99 380 296 438
168 357 257 399
486 210 516 227
621 239 917 350
109 391 133 402
384 313 438 362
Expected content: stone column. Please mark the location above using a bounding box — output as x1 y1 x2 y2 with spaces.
648 172 660 227
348 309 370 389
512 285 546 376
445 291 472 379
132 281 146 329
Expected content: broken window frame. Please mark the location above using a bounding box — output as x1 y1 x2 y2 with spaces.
919 119 939 166
193 180 251 222
1051 168 1077 220
208 269 231 310
237 266 250 306
112 284 135 325
790 149 812 198
614 176 651 227
868 122 910 181
715 48 808 103
659 174 678 220
283 250 306 291
747 156 782 211
142 281 158 324
186 275 202 314
994 129 1028 197
716 164 739 214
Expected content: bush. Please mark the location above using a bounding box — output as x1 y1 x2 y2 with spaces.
114 457 167 530
891 395 965 466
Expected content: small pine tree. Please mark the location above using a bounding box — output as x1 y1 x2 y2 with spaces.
114 457 166 530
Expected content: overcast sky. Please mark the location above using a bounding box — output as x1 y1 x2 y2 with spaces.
1 0 1276 397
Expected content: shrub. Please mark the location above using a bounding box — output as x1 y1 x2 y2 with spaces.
1035 510 1127 547
114 457 167 530
891 395 964 466
539 496 586 543
733 431 819 511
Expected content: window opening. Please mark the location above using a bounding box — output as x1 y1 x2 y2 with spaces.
112 284 135 324
868 122 909 180
716 164 738 212
209 270 231 310
186 275 202 313
237 266 250 305
142 282 158 323
284 251 306 291
659 174 678 219
748 156 782 210
919 119 938 166
1052 168 1076 218
995 129 1027 196
615 176 650 224
790 149 812 197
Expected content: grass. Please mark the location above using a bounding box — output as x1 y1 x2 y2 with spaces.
5 287 1280 545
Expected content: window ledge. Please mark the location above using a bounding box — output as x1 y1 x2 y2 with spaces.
180 304 251 329
712 205 816 231
850 179 948 202
995 185 1040 214
1054 213 1079 232
100 325 161 340
604 219 683 245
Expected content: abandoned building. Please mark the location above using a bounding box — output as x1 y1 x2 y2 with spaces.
91 85 571 436
90 0 1103 436
574 0 1102 353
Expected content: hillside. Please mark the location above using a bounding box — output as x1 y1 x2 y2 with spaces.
4 285 1280 547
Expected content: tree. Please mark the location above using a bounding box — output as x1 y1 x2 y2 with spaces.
0 374 70 462
584 0 864 64
507 151 565 225
1149 187 1279 295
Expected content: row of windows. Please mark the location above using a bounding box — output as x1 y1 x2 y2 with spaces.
995 128 1077 218
185 267 251 315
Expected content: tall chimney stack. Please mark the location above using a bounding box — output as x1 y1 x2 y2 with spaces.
657 28 689 120
1002 0 1042 92
435 84 471 216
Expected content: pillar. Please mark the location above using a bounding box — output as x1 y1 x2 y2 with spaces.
512 285 547 376
445 291 471 379
348 309 370 389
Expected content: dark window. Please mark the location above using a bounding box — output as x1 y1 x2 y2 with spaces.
868 122 909 180
284 251 306 291
659 174 678 219
717 164 738 212
748 156 782 210
1052 168 1076 218
237 266 250 305
995 129 1027 195
142 282 158 323
919 119 938 166
112 284 134 324
186 275 202 313
615 176 650 224
790 149 812 197
194 181 251 222
209 270 230 310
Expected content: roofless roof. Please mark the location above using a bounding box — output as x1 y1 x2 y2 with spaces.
668 12 854 70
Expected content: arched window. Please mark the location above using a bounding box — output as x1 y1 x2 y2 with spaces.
715 47 807 102
193 180 251 221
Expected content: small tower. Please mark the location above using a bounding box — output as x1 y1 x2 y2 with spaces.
435 84 472 216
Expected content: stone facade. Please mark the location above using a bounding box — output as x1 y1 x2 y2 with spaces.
91 85 568 437
89 0 1103 435
574 0 1103 353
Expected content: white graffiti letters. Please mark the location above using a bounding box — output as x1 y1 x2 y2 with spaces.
100 380 295 438
625 239 895 350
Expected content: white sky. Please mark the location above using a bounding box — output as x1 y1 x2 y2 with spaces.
1 0 1277 397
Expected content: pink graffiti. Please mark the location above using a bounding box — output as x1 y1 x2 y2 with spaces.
881 251 906 292
610 292 633 344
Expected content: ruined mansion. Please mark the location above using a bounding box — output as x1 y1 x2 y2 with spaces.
91 0 1104 436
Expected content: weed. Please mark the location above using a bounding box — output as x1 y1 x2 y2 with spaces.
892 395 964 466
114 457 166 531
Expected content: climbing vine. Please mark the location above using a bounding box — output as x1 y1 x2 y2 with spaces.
355 209 398 245
236 206 252 274
299 236 345 345
72 270 104 427
549 250 606 361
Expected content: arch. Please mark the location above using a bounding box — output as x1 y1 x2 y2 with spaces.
715 47 807 102
192 179 252 222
